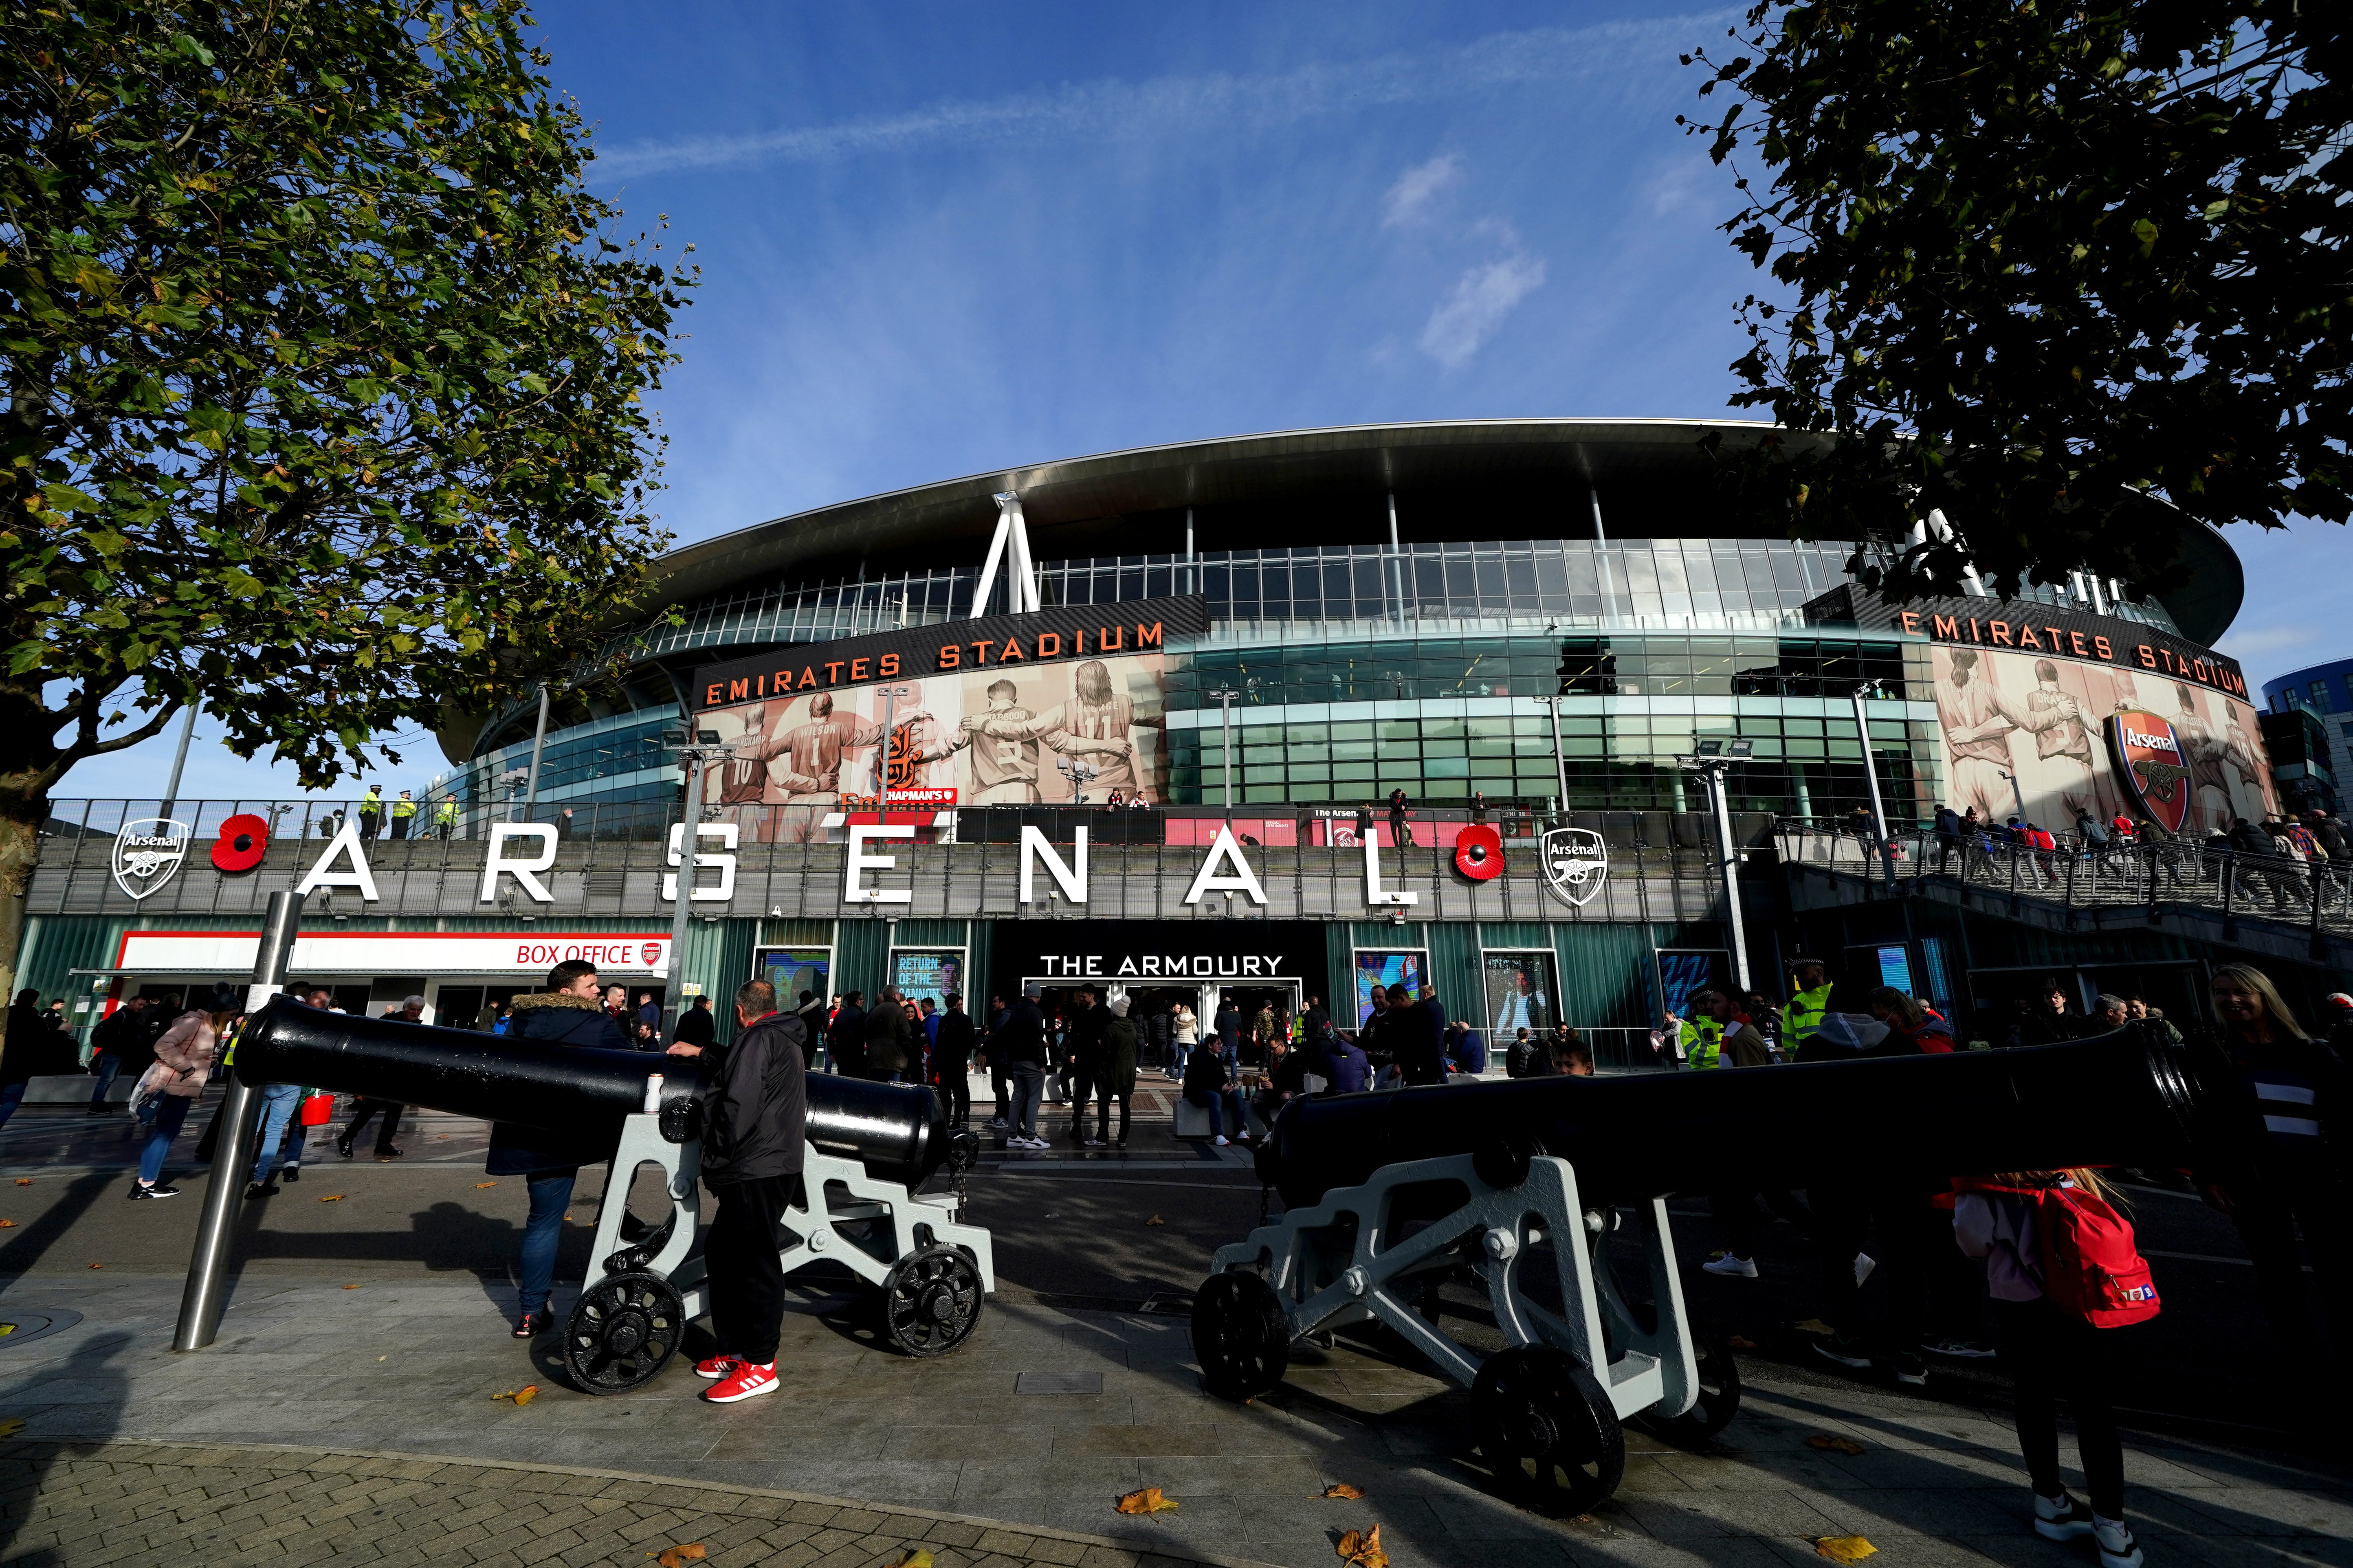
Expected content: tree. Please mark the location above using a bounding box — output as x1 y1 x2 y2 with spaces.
0 0 693 992
1685 2 2349 605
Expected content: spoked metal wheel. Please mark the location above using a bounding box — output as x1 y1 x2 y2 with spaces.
1191 1271 1290 1402
1652 1332 1743 1441
563 1272 684 1395
1473 1345 1626 1515
881 1245 984 1358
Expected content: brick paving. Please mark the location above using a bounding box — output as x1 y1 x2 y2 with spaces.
0 1439 1270 1568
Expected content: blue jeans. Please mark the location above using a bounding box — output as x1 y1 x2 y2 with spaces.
251 1084 303 1185
517 1171 578 1318
138 1095 192 1184
0 1081 25 1133
87 1055 122 1107
1168 1041 1192 1077
1187 1088 1247 1138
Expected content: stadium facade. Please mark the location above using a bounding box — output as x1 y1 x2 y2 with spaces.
22 419 2281 1056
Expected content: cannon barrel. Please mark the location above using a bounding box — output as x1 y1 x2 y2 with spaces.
1262 1030 2207 1209
236 998 952 1190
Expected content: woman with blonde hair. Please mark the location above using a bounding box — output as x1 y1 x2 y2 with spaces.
2187 963 2351 1376
130 997 234 1199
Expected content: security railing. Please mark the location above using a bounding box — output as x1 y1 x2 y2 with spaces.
1774 820 2353 943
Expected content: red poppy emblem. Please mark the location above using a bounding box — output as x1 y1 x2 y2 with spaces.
210 813 270 873
1455 823 1505 881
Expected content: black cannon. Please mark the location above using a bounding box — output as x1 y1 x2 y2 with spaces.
1194 1030 2207 1516
238 999 993 1386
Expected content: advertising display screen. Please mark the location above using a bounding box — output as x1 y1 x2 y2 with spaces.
1656 950 1726 1022
1353 949 1427 1027
754 947 830 1008
1927 644 2276 833
890 948 964 1009
1482 951 1557 1039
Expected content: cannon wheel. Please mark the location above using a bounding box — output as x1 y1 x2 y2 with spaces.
1192 1271 1289 1402
563 1272 683 1395
1473 1346 1625 1515
1652 1332 1742 1442
881 1245 985 1358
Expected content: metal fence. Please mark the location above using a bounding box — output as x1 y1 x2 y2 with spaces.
1775 821 2353 943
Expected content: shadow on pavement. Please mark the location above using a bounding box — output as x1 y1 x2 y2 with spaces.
0 1328 131 1564
0 1173 122 1278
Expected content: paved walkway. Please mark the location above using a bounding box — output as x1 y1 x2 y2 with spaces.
0 1439 1264 1568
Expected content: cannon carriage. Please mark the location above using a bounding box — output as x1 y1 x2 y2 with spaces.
1192 1030 2207 1515
237 999 995 1390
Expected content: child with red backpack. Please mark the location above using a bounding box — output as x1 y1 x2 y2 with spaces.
1954 1168 2158 1568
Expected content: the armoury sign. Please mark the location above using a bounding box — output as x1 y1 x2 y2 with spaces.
691 593 1210 710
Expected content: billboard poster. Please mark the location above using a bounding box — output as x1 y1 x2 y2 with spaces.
697 652 1170 831
1656 950 1725 1022
1927 643 2274 835
1352 949 1427 1028
890 948 963 1008
754 947 830 1009
1482 951 1557 1040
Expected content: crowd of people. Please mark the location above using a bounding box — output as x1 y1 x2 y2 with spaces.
1918 801 2353 907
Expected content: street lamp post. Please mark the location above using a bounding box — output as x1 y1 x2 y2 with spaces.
1850 679 1898 891
660 724 745 1044
1207 685 1241 816
1676 740 1754 994
523 683 553 812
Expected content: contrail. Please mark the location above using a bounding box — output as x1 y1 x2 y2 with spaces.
591 14 1730 182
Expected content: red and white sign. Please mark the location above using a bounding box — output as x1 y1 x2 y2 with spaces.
837 788 957 809
114 930 675 978
2106 710 2195 835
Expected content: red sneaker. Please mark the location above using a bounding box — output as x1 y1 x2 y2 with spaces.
703 1360 777 1404
693 1354 741 1381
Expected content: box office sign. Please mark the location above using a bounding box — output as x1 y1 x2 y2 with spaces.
691 593 1210 710
115 930 676 977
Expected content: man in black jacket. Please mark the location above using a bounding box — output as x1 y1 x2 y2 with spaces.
1064 984 1111 1143
865 985 911 1083
932 993 977 1127
490 961 629 1338
695 978 808 1404
86 994 149 1113
671 995 717 1052
829 991 868 1078
989 984 1049 1148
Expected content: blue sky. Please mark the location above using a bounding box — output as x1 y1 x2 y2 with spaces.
67 1 2348 806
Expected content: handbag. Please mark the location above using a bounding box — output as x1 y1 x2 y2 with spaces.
298 1091 334 1127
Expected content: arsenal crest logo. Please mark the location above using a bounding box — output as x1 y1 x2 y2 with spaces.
1541 826 1609 908
2107 710 2194 835
111 818 189 902
641 942 663 967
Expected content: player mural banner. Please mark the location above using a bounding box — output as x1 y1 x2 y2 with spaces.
1929 642 2275 836
695 632 1173 828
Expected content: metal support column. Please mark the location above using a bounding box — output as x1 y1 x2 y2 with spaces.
523 683 552 811
664 750 711 1042
160 698 201 823
1850 682 1898 892
174 888 302 1351
1707 768 1753 993
1534 695 1569 823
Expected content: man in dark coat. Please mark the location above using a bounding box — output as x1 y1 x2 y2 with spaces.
829 991 868 1078
865 985 911 1083
491 961 629 1338
695 977 808 1404
1396 986 1449 1086
1063 983 1111 1143
672 995 718 1052
931 993 978 1127
86 994 150 1113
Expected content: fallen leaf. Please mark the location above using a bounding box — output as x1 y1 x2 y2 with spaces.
1115 1486 1178 1515
319 1195 345 1202
513 1385 538 1406
650 1546 707 1567
0 1419 22 1436
1814 1536 1876 1563
564 1214 574 1221
342 1285 361 1291
14 1179 29 1186
1793 1318 1835 1335
0 1220 15 1229
475 1181 498 1189
376 1356 386 1362
1337 1524 1388 1567
1321 1482 1365 1500
1145 1215 1164 1226
1806 1435 1867 1455
882 1553 932 1568
87 1264 101 1271
1726 1335 1758 1351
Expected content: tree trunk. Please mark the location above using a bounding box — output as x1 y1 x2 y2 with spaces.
0 792 48 1007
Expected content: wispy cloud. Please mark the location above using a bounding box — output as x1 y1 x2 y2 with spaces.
1382 154 1463 228
1419 248 1547 369
593 15 1729 181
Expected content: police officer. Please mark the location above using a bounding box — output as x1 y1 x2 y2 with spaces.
1678 997 1726 1071
389 790 417 840
1781 956 1841 1058
433 795 459 839
356 785 384 841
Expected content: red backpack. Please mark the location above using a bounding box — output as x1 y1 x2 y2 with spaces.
1957 1177 2161 1328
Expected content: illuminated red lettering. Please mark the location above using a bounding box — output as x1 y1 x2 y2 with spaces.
1035 632 1060 659
825 661 844 683
850 659 869 681
1900 612 1922 635
998 638 1023 662
2137 644 2156 668
2070 632 2089 657
1932 615 1959 639
728 678 750 701
2094 637 2113 660
2044 625 2065 651
937 645 960 670
972 641 995 664
704 684 722 707
1135 622 1162 649
2017 625 2041 650
1099 626 1123 652
880 654 899 677
1990 621 2013 646
799 667 817 690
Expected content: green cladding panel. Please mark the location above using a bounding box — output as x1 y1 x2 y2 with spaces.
1552 923 1661 1030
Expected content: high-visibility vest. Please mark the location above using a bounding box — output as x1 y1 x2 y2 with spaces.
1783 983 1834 1046
434 800 457 826
1681 1017 1724 1070
358 790 382 818
391 797 416 819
